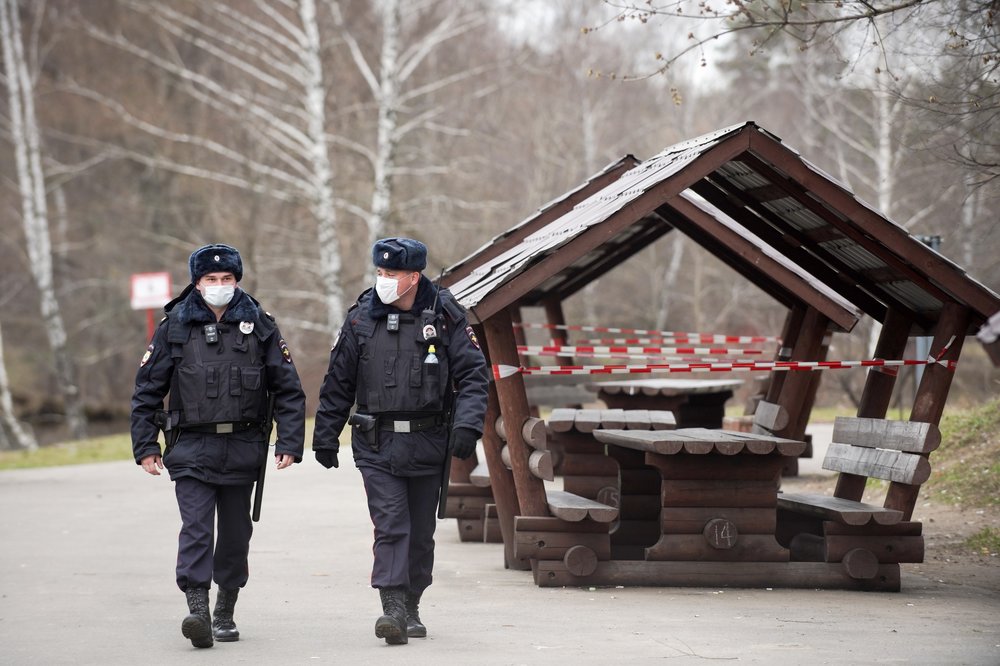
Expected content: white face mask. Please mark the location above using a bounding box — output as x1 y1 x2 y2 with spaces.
202 285 235 308
375 274 414 304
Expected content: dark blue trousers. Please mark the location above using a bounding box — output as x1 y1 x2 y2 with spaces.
360 468 441 594
174 477 253 592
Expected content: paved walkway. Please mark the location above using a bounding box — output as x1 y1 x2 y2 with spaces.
1 449 998 665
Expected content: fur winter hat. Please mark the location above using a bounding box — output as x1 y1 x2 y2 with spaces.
372 237 427 272
189 243 243 283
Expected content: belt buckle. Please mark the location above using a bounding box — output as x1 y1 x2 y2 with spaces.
394 420 411 433
216 423 234 434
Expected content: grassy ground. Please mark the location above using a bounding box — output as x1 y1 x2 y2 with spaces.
922 397 1000 554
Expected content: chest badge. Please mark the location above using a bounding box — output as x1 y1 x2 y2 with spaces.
422 324 437 341
240 321 255 335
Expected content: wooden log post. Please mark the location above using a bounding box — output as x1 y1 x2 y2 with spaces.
543 299 570 351
836 307 913 502
478 328 527 569
767 307 830 441
483 309 549 517
887 302 970 520
765 306 805 404
483 384 524 567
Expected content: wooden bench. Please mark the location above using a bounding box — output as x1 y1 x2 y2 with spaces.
588 378 741 428
481 411 621 579
725 399 812 476
547 408 675 504
776 416 941 584
445 414 557 544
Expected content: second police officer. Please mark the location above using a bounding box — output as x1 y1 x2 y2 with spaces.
313 237 489 645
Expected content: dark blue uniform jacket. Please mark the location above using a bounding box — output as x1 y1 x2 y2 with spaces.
312 276 489 476
130 286 306 485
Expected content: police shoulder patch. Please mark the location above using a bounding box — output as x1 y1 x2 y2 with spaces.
465 325 480 350
279 338 293 364
140 343 154 367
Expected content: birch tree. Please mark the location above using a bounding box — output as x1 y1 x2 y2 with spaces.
1 0 87 439
328 0 491 252
76 0 347 337
0 319 36 451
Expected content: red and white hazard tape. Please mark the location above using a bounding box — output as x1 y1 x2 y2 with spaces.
575 337 776 347
520 350 753 363
514 322 780 345
516 344 765 357
492 357 957 380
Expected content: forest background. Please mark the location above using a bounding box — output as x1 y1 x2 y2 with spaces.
1 0 997 448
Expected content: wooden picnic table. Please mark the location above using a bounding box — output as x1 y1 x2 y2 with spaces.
588 378 743 428
592 427 805 564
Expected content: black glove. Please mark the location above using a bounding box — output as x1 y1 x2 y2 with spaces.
451 427 479 460
315 449 339 469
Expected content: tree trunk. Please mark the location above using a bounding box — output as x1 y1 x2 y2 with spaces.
299 0 346 340
1 0 87 439
368 0 401 252
0 320 37 451
655 236 685 332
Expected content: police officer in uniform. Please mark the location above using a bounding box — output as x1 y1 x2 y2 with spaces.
131 243 305 649
313 237 488 645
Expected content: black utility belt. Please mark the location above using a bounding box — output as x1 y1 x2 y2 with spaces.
377 414 444 433
180 421 262 434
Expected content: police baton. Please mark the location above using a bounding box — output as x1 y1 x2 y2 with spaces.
252 394 276 522
437 429 454 519
437 392 458 519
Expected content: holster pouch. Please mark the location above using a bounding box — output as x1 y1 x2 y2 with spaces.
154 409 181 452
348 412 379 451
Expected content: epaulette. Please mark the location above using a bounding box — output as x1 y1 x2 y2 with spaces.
263 311 276 321
347 287 372 316
438 288 466 323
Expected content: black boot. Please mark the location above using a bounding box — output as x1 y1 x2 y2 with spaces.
181 588 213 649
374 587 408 645
212 587 240 642
405 590 427 638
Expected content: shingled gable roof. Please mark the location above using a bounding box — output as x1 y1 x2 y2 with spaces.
445 121 1000 336
443 154 641 285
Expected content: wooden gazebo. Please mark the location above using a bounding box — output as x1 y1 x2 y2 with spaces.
442 122 1000 590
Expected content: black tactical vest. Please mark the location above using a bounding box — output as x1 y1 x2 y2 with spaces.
354 310 450 414
167 321 267 426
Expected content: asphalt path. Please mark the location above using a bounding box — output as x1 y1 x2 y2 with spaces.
2 436 998 665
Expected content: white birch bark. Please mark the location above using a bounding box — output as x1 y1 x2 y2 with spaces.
330 0 489 258
1 0 87 439
959 171 980 268
299 0 345 334
655 236 686 331
368 0 401 250
0 319 37 451
78 0 346 336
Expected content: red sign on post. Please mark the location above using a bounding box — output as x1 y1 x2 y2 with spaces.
131 272 172 340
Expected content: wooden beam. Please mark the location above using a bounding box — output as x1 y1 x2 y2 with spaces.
480 355 527 568
885 302 971 519
747 132 1000 325
769 306 830 440
441 156 640 287
660 197 859 332
482 308 549 516
469 130 755 322
836 307 914 501
690 179 891 323
738 151 955 308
